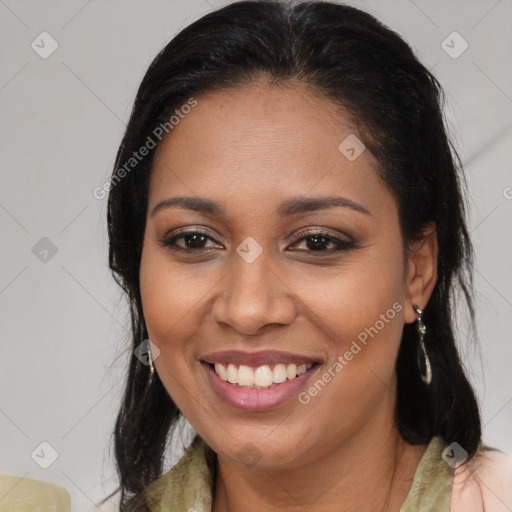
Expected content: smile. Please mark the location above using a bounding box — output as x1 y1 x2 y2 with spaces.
201 351 321 411
212 362 315 388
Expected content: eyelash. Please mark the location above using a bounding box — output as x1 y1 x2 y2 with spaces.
160 228 356 255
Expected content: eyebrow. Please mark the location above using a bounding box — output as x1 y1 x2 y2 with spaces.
150 194 371 218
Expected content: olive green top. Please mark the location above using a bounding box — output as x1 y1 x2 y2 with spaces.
145 436 452 511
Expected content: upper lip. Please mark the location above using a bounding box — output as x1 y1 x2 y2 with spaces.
201 350 321 367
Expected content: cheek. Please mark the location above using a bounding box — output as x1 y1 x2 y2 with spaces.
285 241 406 418
288 244 405 350
139 252 200 419
139 243 202 381
139 240 226 421
139 240 212 345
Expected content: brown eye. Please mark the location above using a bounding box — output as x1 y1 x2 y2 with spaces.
288 231 356 254
178 233 208 249
161 230 222 252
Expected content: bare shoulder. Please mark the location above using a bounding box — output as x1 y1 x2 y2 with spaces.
450 447 512 512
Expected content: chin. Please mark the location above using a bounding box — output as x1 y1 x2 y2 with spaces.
202 427 315 470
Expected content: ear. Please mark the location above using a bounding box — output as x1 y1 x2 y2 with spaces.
403 222 438 324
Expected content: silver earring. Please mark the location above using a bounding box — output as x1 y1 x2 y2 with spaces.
147 340 155 385
413 305 432 385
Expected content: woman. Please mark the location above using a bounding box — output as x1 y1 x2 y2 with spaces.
103 1 512 510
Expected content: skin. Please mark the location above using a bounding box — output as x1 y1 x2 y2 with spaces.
139 79 439 512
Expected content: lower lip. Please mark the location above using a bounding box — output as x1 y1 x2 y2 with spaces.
203 363 318 411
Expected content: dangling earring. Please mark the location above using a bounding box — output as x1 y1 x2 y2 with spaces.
413 305 432 385
147 339 155 385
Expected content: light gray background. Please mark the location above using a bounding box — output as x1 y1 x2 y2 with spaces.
1 0 511 510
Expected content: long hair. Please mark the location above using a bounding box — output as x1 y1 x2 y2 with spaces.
104 1 481 509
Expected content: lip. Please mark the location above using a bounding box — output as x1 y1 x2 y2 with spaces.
202 359 320 411
201 350 320 367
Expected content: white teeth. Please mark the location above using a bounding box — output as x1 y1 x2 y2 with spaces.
286 364 297 380
227 363 238 384
273 364 287 383
215 363 227 381
238 365 254 386
254 365 273 387
212 362 314 388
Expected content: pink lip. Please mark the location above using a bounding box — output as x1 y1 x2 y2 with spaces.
203 361 319 411
201 350 319 367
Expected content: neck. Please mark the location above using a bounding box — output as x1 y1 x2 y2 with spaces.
212 414 427 512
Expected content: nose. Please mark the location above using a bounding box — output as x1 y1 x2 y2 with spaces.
211 248 297 336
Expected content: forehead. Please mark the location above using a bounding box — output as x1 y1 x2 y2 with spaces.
148 81 391 218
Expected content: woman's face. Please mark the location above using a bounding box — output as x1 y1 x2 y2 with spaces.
140 80 420 468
